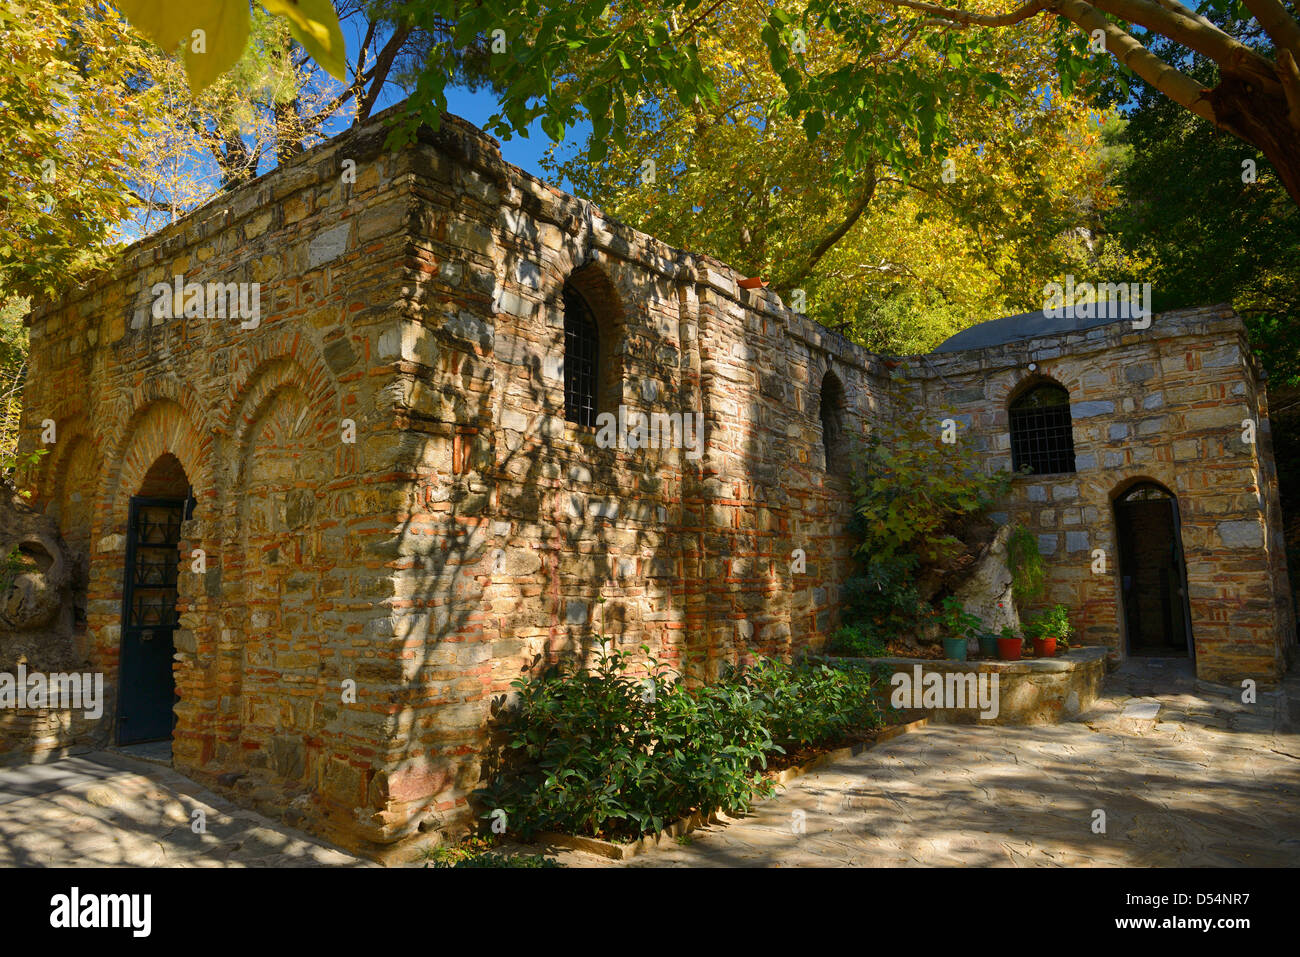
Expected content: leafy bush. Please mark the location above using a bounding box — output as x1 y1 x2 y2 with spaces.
839 414 1010 647
478 646 775 842
839 552 926 648
828 623 889 657
741 658 885 751
851 415 1011 567
478 649 889 842
1006 525 1047 604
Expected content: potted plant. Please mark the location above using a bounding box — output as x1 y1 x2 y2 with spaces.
977 630 1000 659
1024 604 1072 658
997 625 1022 661
936 597 979 661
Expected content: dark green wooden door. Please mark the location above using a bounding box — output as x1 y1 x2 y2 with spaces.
117 495 189 745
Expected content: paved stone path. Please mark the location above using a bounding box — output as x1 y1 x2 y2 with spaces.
2 660 1296 867
0 751 364 867
535 660 1300 867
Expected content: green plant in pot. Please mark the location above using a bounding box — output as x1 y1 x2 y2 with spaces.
1023 604 1072 657
977 630 1001 659
997 625 1022 661
935 597 980 661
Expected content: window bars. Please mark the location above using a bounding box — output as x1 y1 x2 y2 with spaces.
1009 385 1076 475
563 285 599 427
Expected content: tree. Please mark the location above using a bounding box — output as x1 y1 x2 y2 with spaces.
843 0 1300 205
1 1 156 301
544 1 1122 352
374 1 1300 209
1102 32 1300 384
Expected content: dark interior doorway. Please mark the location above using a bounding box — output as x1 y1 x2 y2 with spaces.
117 456 194 746
1114 482 1193 657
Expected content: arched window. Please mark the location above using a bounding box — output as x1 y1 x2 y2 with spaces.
819 370 848 474
1009 382 1075 475
563 283 599 426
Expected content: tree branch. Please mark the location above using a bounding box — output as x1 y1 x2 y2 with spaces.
1240 0 1300 59
1279 48 1300 127
358 23 413 123
1087 0 1278 81
863 0 1048 26
784 166 879 289
1054 0 1217 124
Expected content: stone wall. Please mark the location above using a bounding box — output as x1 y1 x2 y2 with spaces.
15 110 875 854
17 116 421 847
349 118 879 846
11 106 1294 857
898 307 1296 685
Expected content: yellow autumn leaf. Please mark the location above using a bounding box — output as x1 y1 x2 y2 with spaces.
260 0 347 84
183 0 251 93
113 0 250 92
111 0 200 52
113 0 345 91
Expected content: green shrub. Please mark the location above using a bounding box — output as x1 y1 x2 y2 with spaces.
478 649 889 842
478 645 775 842
839 415 1010 646
828 623 889 657
839 552 926 648
1007 525 1047 604
851 415 1011 567
741 658 885 751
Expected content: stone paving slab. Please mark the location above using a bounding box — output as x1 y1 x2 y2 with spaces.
0 754 127 806
1 660 1297 868
0 751 367 867
528 660 1300 868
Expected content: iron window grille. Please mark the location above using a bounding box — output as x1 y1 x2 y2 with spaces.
563 285 599 426
1009 384 1076 475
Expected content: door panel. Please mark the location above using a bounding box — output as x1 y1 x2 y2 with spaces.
1115 484 1194 658
117 496 186 745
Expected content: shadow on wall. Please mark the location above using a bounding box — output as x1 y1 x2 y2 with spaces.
382 250 689 842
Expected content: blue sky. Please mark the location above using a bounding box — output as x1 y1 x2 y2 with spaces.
362 81 592 192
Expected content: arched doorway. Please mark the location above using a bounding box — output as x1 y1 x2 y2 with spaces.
117 453 194 746
1113 481 1193 658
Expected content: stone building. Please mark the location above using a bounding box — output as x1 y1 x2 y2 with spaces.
8 107 1294 857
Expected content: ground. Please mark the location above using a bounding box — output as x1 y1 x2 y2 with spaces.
0 751 365 867
2 660 1296 867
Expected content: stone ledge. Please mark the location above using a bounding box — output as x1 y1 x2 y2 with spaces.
822 647 1108 726
827 647 1106 675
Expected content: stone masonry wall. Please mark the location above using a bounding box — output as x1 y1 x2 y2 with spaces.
897 306 1296 685
10 105 1294 858
14 110 877 855
351 119 879 844
18 117 423 849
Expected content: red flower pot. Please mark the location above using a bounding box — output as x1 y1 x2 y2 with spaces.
997 637 1022 661
1032 636 1057 658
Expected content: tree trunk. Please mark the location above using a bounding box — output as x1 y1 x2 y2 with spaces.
1209 68 1300 205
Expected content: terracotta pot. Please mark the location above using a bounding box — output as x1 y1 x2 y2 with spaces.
1032 636 1057 658
997 637 1022 661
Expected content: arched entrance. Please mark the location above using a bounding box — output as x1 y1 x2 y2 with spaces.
1113 481 1193 658
117 453 194 746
